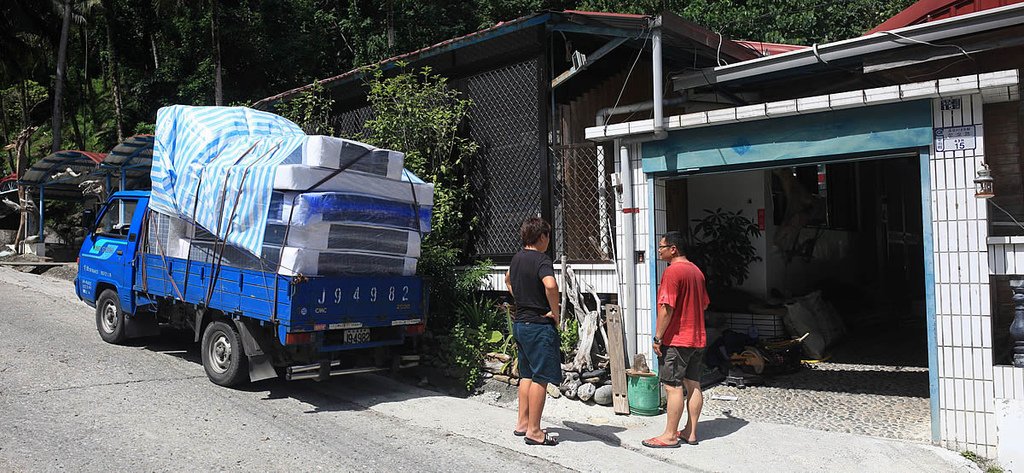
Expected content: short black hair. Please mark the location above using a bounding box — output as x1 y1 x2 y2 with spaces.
661 231 687 256
520 217 551 245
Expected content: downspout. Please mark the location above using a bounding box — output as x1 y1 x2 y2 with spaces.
602 17 667 359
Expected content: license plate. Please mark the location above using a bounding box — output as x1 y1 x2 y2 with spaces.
343 328 371 344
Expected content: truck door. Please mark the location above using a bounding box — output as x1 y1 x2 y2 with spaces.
78 197 144 310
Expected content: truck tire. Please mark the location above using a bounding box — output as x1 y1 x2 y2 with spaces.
96 289 128 344
201 321 248 387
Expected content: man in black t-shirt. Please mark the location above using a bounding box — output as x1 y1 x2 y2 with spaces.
504 217 560 446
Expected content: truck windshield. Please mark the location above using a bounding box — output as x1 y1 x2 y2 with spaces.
96 199 138 238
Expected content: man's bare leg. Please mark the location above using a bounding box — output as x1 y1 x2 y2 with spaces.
678 378 703 443
656 384 684 443
516 378 532 432
525 381 548 442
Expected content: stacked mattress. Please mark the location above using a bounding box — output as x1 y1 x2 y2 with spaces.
148 119 433 277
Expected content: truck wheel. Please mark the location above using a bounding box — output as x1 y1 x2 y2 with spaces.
201 321 248 387
96 289 128 344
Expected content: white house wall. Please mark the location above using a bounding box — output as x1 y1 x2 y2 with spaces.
930 93 999 457
686 170 769 297
481 264 618 295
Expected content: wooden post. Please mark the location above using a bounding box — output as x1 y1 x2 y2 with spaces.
606 304 629 415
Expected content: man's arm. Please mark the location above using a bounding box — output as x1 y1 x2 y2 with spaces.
653 302 672 356
542 275 560 326
504 270 513 296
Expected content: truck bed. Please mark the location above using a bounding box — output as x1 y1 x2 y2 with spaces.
137 253 425 334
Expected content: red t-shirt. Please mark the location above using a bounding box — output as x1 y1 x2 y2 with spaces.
657 260 710 348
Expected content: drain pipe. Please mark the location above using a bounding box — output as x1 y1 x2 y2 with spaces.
601 17 668 360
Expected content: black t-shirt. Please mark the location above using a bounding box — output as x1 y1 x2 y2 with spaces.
509 249 555 325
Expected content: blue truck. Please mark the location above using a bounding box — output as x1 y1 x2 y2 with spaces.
75 190 427 387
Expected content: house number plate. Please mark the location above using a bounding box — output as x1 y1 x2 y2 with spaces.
934 125 976 152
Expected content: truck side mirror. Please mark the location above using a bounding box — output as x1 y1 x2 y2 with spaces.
82 208 96 231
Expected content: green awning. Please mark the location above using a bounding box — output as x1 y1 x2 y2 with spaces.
642 99 933 174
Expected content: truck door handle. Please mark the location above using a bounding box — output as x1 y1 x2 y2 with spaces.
116 250 123 255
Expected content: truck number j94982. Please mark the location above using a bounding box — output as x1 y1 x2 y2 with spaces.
317 286 410 305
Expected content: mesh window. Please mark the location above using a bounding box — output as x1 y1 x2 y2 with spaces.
552 143 615 262
464 56 546 258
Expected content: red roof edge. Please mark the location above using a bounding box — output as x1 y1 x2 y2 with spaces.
734 40 807 56
867 0 1024 34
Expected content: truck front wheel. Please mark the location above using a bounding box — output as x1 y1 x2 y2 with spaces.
201 321 248 387
96 289 127 344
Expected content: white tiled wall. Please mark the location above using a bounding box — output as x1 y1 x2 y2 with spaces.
931 94 996 457
616 143 656 358
481 264 618 294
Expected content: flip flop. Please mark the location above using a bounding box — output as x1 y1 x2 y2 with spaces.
514 428 546 437
524 434 558 446
642 437 681 449
676 431 699 445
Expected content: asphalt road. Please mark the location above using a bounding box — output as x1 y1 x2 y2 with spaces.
0 267 688 472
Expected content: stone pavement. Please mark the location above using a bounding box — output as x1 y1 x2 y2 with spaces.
700 362 932 442
473 379 975 473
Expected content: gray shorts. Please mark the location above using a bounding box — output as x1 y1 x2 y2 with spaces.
658 346 705 386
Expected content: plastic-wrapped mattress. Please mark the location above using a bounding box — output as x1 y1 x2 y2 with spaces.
279 136 404 179
268 192 431 233
273 166 434 206
148 211 420 276
260 245 418 277
263 222 421 256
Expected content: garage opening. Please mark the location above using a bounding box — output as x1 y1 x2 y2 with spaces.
663 153 931 441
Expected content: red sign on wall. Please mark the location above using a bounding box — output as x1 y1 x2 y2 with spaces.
757 208 765 231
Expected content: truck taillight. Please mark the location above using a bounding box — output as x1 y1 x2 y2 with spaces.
285 332 313 345
404 324 426 336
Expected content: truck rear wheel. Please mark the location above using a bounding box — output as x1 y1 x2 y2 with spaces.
96 289 127 344
201 321 248 387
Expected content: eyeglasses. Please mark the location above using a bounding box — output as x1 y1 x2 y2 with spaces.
657 244 672 249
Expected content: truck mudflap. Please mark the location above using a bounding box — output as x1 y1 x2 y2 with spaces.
285 355 420 381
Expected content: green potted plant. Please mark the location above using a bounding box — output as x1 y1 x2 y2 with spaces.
687 208 762 301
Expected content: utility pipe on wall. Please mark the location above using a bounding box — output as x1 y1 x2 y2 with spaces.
598 17 670 360
615 139 637 358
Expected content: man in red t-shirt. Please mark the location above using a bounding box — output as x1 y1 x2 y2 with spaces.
643 231 710 449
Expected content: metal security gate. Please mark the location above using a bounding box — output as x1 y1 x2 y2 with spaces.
552 143 614 262
463 56 547 260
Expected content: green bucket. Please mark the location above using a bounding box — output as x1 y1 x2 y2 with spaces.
627 374 661 416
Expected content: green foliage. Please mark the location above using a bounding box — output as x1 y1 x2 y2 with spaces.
576 0 916 45
688 208 762 297
560 316 579 357
361 65 481 309
437 296 506 391
274 81 335 135
357 66 491 390
47 200 86 245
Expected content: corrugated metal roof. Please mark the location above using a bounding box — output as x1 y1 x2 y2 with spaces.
20 150 105 199
254 10 758 109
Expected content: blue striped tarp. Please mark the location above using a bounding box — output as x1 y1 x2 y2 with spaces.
150 105 306 255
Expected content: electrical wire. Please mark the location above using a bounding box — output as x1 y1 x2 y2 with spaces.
987 198 1024 232
602 31 651 130
879 30 974 63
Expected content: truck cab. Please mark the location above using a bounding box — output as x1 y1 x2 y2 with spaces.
76 191 149 315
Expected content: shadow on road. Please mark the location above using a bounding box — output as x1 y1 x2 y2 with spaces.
560 421 628 447
693 412 750 442
124 327 456 413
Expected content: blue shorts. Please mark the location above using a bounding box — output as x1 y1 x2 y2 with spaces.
513 321 562 385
